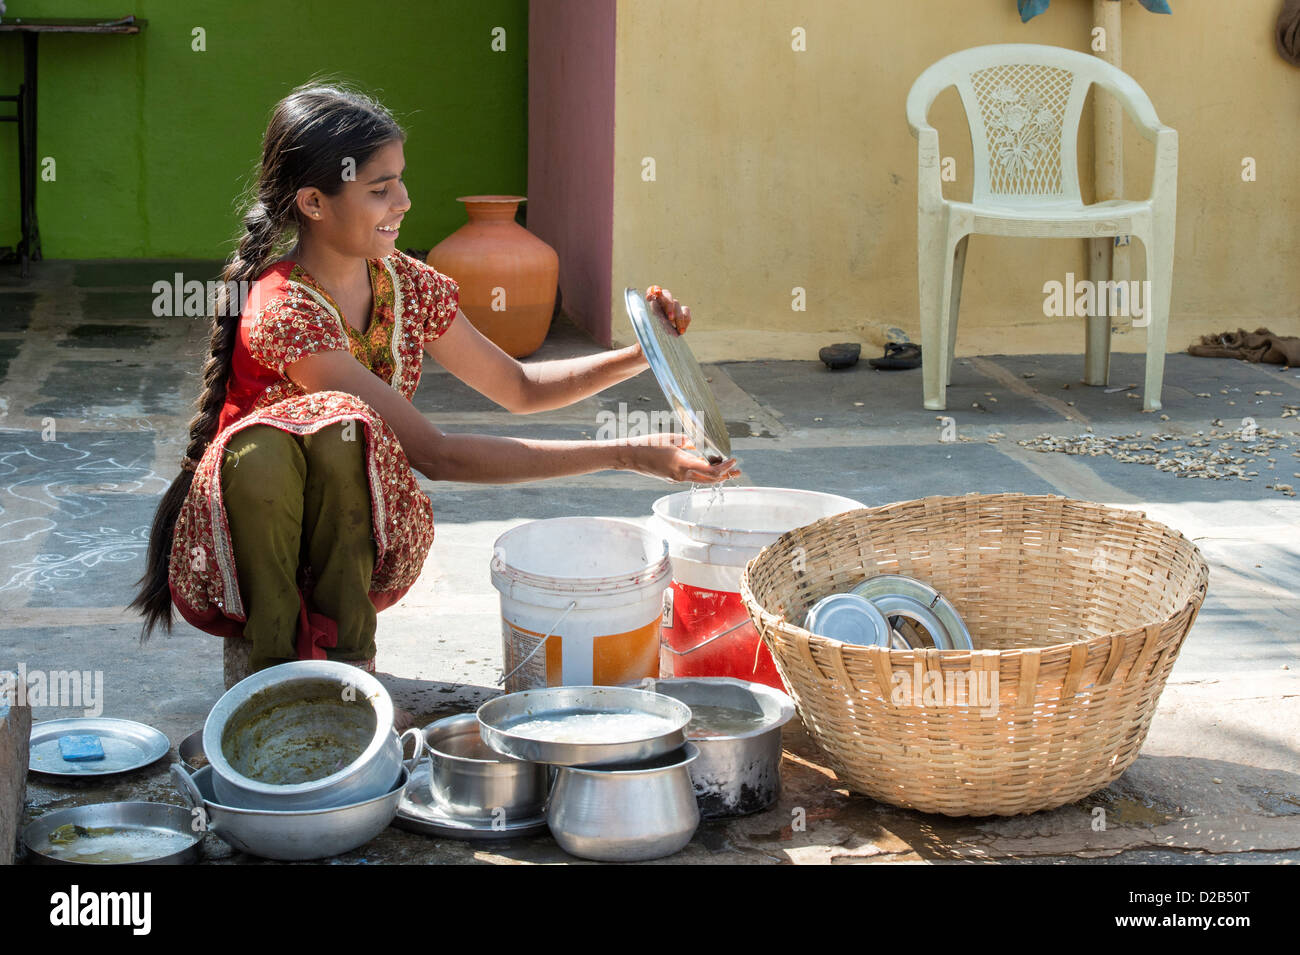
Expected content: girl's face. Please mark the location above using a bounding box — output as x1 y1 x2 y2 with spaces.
299 139 410 259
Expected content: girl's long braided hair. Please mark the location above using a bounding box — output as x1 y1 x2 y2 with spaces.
130 78 404 641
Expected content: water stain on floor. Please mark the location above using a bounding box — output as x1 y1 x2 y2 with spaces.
60 323 163 349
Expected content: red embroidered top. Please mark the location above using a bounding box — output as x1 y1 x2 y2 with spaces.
168 251 459 639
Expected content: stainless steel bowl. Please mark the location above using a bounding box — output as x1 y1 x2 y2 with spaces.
178 728 206 773
547 743 700 862
477 686 690 767
639 677 794 818
203 660 416 811
424 713 549 822
23 801 202 865
172 763 408 861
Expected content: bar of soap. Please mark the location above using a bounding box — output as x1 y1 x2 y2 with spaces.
58 735 105 762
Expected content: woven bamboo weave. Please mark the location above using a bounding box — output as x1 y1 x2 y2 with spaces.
739 493 1210 816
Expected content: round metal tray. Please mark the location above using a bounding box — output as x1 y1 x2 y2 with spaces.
29 717 171 777
850 574 974 650
804 592 893 647
477 686 691 767
625 287 731 463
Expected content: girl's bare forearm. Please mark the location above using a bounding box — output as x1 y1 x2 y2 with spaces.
516 344 647 413
409 432 633 484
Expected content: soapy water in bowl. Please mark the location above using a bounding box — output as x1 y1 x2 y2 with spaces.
506 711 679 744
685 703 769 739
43 826 195 864
505 703 770 745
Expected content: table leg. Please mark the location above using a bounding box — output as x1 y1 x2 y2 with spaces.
19 32 40 278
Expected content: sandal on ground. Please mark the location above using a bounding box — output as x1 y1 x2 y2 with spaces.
869 342 922 370
818 342 861 370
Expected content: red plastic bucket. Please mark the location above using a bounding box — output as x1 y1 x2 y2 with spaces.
649 488 864 689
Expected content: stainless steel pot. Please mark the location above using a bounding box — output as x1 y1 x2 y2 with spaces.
203 660 420 811
424 713 549 822
547 743 700 862
178 728 206 773
640 677 794 818
172 763 408 861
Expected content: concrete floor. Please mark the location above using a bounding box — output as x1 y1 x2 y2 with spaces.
3 259 1298 865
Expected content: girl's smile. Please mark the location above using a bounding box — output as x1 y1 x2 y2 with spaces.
297 139 411 259
360 141 410 252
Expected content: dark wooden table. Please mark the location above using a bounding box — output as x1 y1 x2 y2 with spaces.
0 16 145 278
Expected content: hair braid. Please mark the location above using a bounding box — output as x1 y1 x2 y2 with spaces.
129 199 287 640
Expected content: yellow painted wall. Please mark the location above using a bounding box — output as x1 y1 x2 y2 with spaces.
610 0 1300 362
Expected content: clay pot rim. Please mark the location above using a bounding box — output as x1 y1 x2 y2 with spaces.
456 194 527 204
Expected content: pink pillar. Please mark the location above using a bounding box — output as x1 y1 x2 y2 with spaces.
527 0 617 346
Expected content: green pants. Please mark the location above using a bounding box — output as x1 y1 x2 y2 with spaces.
219 421 378 672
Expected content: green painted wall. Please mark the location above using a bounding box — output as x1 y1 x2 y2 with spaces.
0 0 529 259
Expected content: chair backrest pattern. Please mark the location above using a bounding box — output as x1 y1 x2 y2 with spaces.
966 63 1076 200
911 46 1165 207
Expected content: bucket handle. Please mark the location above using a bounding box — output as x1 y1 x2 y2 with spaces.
661 618 751 656
497 599 579 687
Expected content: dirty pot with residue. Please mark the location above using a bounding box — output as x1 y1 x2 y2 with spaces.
204 661 414 811
638 677 794 818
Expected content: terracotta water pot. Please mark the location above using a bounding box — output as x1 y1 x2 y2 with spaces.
427 195 558 358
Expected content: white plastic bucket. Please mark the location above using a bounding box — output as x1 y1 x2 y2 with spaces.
648 487 865 686
490 517 672 693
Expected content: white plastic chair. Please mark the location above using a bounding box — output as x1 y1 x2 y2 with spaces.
906 44 1177 411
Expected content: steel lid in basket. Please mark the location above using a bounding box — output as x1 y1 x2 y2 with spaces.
804 593 892 647
850 574 973 650
624 287 731 463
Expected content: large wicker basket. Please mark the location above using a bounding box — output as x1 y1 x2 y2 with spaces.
739 493 1210 816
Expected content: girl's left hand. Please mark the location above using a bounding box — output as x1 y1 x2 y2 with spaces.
646 285 690 335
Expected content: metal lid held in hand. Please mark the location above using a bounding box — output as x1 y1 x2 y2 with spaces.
624 287 731 463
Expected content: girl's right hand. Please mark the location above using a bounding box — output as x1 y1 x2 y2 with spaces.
620 433 739 483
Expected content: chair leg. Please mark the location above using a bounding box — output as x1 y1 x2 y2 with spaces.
920 217 956 411
1084 237 1112 386
945 235 969 389
1142 232 1174 412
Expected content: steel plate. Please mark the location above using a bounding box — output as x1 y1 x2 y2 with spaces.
29 718 171 777
805 593 893 647
625 287 731 462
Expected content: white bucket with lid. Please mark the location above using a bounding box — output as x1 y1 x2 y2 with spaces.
490 517 672 693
